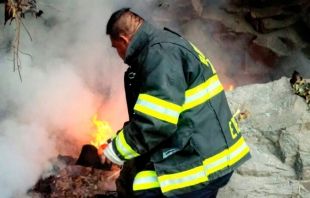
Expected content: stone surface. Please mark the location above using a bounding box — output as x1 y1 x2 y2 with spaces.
218 77 310 197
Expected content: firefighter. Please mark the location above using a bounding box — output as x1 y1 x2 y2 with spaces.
101 8 251 198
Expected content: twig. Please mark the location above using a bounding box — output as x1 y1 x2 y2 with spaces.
227 98 260 128
17 55 22 82
13 15 23 81
6 0 60 81
227 98 254 117
17 15 32 41
107 165 123 180
18 49 33 60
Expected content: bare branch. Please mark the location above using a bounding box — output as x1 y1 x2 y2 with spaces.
19 49 33 60
17 15 32 41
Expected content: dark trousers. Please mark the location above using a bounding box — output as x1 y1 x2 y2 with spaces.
135 171 233 198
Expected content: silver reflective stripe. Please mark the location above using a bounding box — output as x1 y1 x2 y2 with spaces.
204 142 248 173
116 135 135 159
133 176 158 185
136 99 180 118
159 170 206 188
205 155 228 170
184 80 221 104
229 142 248 160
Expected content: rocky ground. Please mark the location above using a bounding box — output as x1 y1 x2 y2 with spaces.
219 77 310 198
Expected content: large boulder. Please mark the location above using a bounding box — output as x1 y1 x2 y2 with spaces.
218 77 310 197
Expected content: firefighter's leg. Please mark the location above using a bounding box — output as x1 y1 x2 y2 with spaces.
116 155 150 197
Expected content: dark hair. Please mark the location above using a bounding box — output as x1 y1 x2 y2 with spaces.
106 8 144 40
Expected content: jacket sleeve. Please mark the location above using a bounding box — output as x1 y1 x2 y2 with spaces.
104 44 189 164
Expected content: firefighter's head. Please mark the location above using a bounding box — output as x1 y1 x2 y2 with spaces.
106 8 144 60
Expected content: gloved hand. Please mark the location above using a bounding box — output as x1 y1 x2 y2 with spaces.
97 135 125 166
97 143 112 165
97 143 108 157
100 152 113 166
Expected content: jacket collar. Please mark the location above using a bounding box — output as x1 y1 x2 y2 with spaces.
124 22 156 66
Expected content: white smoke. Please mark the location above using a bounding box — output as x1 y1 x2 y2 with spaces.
0 1 252 195
1 0 305 197
0 0 135 197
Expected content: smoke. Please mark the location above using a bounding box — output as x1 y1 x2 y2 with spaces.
0 1 259 195
0 0 136 197
0 0 186 196
0 0 308 197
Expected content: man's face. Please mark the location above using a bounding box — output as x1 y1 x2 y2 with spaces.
110 36 128 60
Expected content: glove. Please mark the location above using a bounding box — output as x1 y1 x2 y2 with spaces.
97 143 112 165
103 143 125 166
97 143 108 157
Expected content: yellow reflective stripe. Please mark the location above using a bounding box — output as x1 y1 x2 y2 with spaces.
156 137 250 194
135 170 158 179
115 130 140 159
204 137 250 175
229 138 250 166
204 149 229 176
191 43 204 58
133 171 160 191
158 165 208 193
190 43 216 74
185 75 218 96
138 94 182 112
134 104 178 124
134 94 182 124
206 58 216 74
183 75 223 111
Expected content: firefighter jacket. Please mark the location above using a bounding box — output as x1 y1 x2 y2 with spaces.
104 21 251 197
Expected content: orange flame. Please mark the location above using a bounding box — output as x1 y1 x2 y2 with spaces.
229 85 234 90
90 115 113 148
224 84 234 91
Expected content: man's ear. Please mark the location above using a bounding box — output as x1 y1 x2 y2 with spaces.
119 35 130 46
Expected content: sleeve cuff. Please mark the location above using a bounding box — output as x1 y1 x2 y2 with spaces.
103 143 125 166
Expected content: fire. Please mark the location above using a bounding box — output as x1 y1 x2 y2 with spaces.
224 84 235 91
229 85 234 90
90 115 113 148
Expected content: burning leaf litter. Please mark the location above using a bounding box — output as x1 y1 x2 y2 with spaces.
28 115 119 197
30 156 119 197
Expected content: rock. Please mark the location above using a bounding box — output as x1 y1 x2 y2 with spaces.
219 77 310 197
250 6 291 19
191 0 204 16
248 38 280 67
201 5 256 35
252 35 291 57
